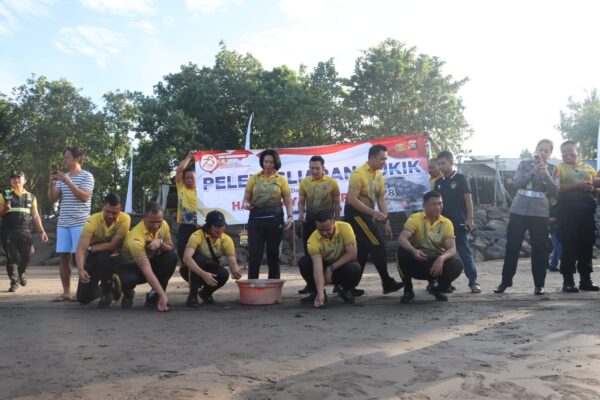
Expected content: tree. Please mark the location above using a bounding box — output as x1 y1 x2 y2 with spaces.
344 38 472 152
5 76 111 214
519 148 532 158
100 90 143 209
558 89 600 159
135 43 264 198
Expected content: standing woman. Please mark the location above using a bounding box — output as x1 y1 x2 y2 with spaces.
553 141 600 292
242 149 293 279
494 139 557 295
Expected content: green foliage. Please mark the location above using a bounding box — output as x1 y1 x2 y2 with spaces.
558 89 600 159
2 76 107 214
343 39 472 153
519 148 532 158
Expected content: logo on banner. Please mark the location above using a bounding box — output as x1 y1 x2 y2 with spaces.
200 154 219 173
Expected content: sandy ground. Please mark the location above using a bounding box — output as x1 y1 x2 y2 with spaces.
1 260 600 400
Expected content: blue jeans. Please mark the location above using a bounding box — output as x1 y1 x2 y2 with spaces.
550 230 561 268
454 224 478 285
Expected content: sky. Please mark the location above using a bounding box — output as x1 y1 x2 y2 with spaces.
1 0 599 158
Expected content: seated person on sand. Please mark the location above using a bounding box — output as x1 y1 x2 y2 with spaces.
298 209 362 308
118 202 178 312
181 210 242 307
396 191 463 303
75 193 130 308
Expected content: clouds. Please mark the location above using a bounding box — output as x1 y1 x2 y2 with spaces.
54 26 126 69
0 0 55 35
129 20 158 35
78 0 157 15
186 0 241 14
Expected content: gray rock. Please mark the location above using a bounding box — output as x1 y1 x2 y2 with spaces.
486 207 506 220
485 244 505 260
474 228 505 242
471 238 489 253
473 209 487 227
473 249 486 263
495 238 507 250
484 219 508 231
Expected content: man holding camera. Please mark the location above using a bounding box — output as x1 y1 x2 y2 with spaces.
48 147 94 301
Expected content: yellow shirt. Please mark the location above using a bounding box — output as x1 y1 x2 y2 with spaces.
403 211 454 256
299 175 340 215
186 230 235 260
176 181 198 225
0 188 37 212
555 162 596 185
81 211 131 245
120 220 171 262
348 162 384 209
245 172 291 209
307 221 356 264
429 172 443 191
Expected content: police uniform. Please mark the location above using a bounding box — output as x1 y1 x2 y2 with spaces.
118 220 178 296
245 171 291 279
0 188 37 289
344 162 401 291
180 230 234 300
75 211 131 304
299 174 340 253
298 221 361 294
176 181 198 260
396 211 463 294
555 162 597 288
435 171 479 287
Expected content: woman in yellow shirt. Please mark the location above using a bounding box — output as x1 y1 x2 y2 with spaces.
242 149 293 279
554 140 600 292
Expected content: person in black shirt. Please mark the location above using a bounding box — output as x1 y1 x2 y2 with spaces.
435 151 481 293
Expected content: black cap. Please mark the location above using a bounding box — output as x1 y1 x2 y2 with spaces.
11 170 24 178
205 210 226 227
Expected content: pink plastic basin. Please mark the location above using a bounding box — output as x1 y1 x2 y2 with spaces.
236 279 285 305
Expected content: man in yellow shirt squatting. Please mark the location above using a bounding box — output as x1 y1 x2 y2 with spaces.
396 191 463 303
298 209 362 308
118 202 178 312
75 193 130 308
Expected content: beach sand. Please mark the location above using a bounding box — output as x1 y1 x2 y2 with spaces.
1 260 599 399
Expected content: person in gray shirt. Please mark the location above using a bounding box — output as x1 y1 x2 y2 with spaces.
494 139 556 295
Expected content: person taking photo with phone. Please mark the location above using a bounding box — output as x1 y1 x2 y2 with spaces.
494 139 556 295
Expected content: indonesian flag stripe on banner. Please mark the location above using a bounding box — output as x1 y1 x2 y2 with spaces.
194 134 429 225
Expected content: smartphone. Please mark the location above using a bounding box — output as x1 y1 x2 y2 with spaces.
52 164 59 174
534 154 540 163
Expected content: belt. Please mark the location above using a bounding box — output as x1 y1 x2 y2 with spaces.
517 189 546 198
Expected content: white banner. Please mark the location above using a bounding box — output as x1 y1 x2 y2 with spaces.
195 134 430 225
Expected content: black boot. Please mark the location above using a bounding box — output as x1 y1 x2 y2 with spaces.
6 265 19 292
298 284 311 294
494 281 513 294
562 274 579 293
401 290 415 304
579 274 599 291
382 279 404 294
97 287 113 308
